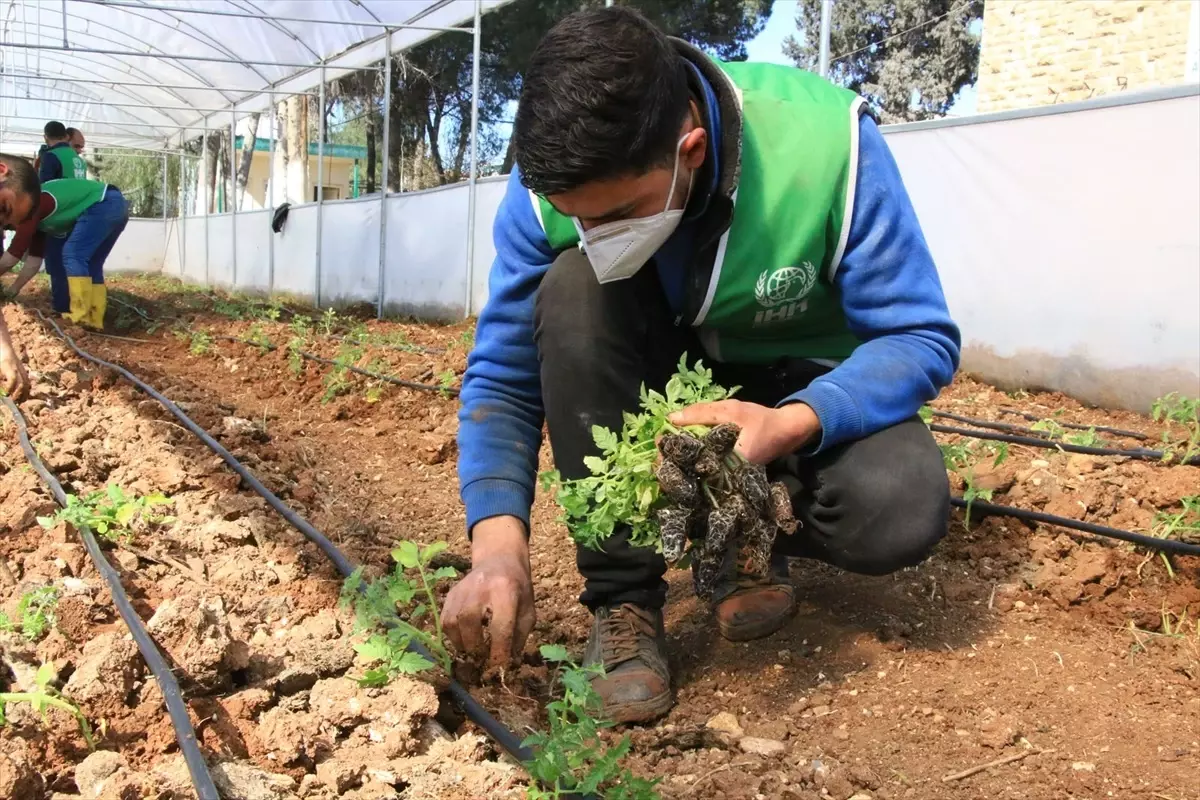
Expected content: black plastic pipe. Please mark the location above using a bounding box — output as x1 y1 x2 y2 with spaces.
952 496 1200 556
931 410 1147 442
36 312 545 780
211 333 460 396
2 397 220 800
995 407 1150 441
930 423 1199 466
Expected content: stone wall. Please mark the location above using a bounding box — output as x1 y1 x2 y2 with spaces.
977 0 1196 112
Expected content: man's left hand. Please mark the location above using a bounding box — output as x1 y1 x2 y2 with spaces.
669 400 821 464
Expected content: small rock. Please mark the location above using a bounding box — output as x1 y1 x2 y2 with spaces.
747 719 790 740
315 760 364 793
832 726 850 741
788 697 810 715
211 761 297 800
738 737 786 756
1071 762 1096 772
65 633 141 703
849 794 874 800
75 751 127 798
825 774 855 799
113 549 140 571
811 705 832 716
0 743 46 799
809 692 832 707
706 711 744 738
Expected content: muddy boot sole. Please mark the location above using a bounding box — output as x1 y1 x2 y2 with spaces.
716 599 797 642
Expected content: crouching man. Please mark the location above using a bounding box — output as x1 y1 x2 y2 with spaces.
444 7 961 724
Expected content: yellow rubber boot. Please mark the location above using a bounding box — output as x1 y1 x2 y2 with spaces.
64 277 92 324
86 283 107 330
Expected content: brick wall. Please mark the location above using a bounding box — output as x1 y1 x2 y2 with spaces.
977 0 1196 112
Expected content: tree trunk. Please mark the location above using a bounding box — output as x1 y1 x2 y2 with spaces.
500 137 515 175
365 110 377 195
284 95 309 204
236 112 261 210
205 132 219 214
451 100 471 182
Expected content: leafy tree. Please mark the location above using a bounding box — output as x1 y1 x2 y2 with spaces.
90 149 182 217
784 0 983 122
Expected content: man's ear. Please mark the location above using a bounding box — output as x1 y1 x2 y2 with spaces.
681 126 707 170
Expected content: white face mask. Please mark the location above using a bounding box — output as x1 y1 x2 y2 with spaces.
574 136 693 284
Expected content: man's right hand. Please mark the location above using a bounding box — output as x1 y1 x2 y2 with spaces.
443 515 536 669
0 342 29 400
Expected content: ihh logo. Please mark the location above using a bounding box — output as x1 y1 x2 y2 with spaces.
753 263 816 325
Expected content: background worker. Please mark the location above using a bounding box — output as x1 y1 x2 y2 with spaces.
0 154 39 399
1 189 67 314
39 122 89 182
26 179 129 329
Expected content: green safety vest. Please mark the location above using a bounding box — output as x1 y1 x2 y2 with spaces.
531 60 868 364
38 179 108 237
46 143 89 180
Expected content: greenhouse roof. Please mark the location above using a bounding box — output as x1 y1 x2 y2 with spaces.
0 0 510 153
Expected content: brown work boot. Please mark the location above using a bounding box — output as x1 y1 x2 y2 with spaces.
582 604 672 723
712 553 796 642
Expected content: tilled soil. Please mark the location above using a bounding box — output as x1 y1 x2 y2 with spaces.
1 275 1196 800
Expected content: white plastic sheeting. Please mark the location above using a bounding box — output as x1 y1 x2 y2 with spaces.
884 89 1200 412
105 218 164 273
0 0 510 150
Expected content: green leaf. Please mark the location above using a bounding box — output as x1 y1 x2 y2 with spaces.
35 662 55 688
391 650 435 675
419 540 449 565
356 668 390 688
354 636 392 663
392 541 420 569
114 504 137 527
430 566 458 581
582 455 607 475
539 644 571 663
591 425 619 455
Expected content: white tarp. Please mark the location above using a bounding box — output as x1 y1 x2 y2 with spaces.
0 0 511 151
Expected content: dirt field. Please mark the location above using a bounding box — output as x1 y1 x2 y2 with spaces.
1 274 1196 800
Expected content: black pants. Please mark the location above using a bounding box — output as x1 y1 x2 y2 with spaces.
533 250 950 610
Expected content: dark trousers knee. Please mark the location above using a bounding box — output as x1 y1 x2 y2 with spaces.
777 418 949 575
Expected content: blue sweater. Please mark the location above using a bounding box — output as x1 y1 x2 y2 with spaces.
457 115 960 535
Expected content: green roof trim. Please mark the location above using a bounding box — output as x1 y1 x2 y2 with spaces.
234 136 367 160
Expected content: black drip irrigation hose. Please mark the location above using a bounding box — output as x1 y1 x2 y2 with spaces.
210 333 460 397
929 422 1200 466
995 407 1150 441
931 410 1150 442
951 496 1200 556
34 311 547 785
1 396 221 800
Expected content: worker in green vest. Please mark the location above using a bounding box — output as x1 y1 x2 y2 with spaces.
37 179 130 329
39 122 89 182
447 8 960 723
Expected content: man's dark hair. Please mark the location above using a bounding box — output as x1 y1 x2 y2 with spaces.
44 121 68 140
513 6 690 195
0 154 42 215
65 126 80 138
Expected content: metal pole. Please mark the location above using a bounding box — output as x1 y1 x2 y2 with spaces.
230 109 238 288
72 0 473 31
1 40 385 71
178 152 185 278
61 0 68 47
464 0 482 319
315 66 325 308
161 152 168 220
202 117 209 287
7 72 319 95
818 0 833 77
377 43 392 319
267 99 276 298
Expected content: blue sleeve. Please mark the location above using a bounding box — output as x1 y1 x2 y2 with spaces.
783 114 960 451
456 167 557 535
38 152 62 183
